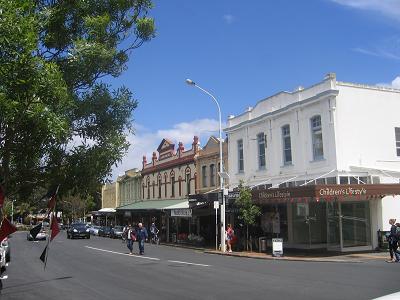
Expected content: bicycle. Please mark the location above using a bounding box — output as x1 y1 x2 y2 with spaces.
150 232 159 245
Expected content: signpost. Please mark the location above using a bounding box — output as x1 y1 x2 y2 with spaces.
214 201 219 250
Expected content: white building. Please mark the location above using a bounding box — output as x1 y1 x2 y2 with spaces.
225 73 400 252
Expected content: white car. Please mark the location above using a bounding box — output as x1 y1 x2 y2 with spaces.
0 243 6 273
27 229 48 241
1 237 10 262
89 225 101 236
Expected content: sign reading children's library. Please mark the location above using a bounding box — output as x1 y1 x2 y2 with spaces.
171 209 192 217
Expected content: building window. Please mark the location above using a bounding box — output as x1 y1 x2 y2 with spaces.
178 176 182 196
202 166 207 188
164 174 168 197
158 177 162 198
396 127 400 156
171 173 175 197
152 181 155 199
257 133 266 169
238 139 244 172
282 125 292 165
210 164 215 186
311 115 324 160
186 173 191 196
147 177 150 199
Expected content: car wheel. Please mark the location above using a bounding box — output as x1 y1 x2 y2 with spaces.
67 234 70 239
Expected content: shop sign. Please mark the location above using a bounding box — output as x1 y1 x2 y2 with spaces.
228 191 240 200
272 238 283 257
214 201 219 209
171 209 192 217
318 187 367 197
124 211 131 217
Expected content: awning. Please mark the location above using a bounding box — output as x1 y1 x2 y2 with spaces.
116 199 189 211
252 184 400 204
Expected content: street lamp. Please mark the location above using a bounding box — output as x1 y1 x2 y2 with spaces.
11 199 16 224
186 79 227 252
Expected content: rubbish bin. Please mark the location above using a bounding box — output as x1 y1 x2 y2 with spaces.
377 230 390 250
259 237 267 253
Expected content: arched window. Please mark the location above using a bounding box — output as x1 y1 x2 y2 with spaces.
152 181 155 199
185 167 191 196
178 176 182 196
210 164 215 187
146 177 150 199
158 174 162 198
164 173 168 197
170 171 175 197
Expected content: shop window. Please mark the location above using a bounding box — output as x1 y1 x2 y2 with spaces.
395 127 400 156
238 139 244 172
257 133 266 169
315 178 325 185
349 177 358 184
358 177 368 184
281 125 292 165
311 115 324 160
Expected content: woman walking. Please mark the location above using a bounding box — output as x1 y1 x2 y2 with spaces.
387 219 400 262
125 224 136 255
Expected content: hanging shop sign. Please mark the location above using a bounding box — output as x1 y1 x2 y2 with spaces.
171 209 192 217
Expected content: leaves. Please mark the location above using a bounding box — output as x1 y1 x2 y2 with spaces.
0 0 155 203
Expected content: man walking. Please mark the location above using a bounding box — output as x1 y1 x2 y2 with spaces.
136 222 148 255
125 224 136 255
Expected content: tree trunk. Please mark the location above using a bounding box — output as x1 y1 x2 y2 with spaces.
246 225 249 251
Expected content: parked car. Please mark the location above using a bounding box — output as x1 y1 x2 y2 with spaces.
110 226 124 239
67 223 90 239
27 228 48 241
98 226 112 237
89 225 101 236
1 237 10 262
0 246 5 273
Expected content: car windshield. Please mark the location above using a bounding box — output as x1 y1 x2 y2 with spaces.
114 226 123 231
72 224 86 230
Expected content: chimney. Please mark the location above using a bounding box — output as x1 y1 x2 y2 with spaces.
192 136 199 152
142 155 147 169
152 152 157 165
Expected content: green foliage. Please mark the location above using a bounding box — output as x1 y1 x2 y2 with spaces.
0 0 155 202
235 181 261 227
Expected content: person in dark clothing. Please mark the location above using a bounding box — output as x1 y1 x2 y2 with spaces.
136 222 148 255
387 219 400 262
124 224 136 255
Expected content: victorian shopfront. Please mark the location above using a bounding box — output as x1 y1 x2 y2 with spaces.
252 184 400 252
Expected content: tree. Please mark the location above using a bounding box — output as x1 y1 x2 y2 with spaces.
0 0 155 202
235 181 261 251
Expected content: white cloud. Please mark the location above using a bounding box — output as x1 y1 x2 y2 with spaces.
330 0 400 19
223 14 235 24
110 118 222 180
377 76 400 89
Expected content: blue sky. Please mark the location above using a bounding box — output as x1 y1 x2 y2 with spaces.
107 0 400 179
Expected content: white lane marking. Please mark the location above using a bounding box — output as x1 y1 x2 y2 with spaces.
85 246 160 261
167 260 210 267
0 275 8 280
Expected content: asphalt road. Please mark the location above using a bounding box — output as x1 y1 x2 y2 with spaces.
1 231 399 300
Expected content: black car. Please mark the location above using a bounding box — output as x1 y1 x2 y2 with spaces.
98 226 112 237
110 226 124 239
67 223 90 239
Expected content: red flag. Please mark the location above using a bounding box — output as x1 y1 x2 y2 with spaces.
50 214 60 241
0 185 5 207
0 218 17 242
47 195 56 211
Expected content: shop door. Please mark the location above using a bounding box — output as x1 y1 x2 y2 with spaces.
326 201 341 250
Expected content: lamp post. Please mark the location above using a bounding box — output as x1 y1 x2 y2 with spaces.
186 79 226 252
11 199 16 224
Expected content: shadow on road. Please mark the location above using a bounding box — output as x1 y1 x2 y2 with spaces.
2 276 73 291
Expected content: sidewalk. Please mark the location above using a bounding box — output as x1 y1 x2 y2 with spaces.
159 241 391 263
204 249 390 263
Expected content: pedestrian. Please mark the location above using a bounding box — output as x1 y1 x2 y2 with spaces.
387 219 400 262
226 224 234 253
125 224 136 255
136 222 148 255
